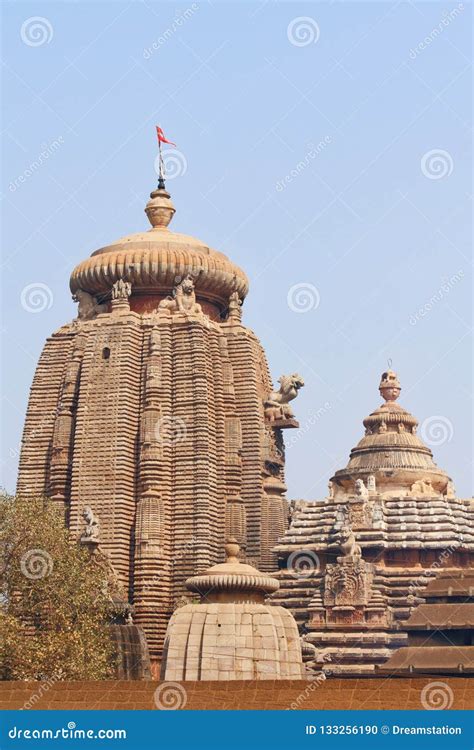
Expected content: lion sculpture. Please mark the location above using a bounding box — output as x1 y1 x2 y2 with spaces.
264 373 304 422
73 289 107 320
157 274 202 315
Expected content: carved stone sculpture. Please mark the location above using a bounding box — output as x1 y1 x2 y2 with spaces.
73 289 106 320
324 559 373 607
112 279 132 300
264 373 304 422
367 475 376 494
354 478 369 499
227 290 242 321
80 505 100 543
410 477 434 496
157 274 202 314
338 520 362 559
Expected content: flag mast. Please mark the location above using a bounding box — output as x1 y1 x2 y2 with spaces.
155 125 176 190
157 134 166 190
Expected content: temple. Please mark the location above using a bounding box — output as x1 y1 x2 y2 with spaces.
17 171 473 679
273 370 474 675
17 182 301 666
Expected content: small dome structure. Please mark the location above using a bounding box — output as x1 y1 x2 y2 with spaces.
331 370 451 496
160 539 305 681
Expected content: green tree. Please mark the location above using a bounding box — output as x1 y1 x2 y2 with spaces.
0 494 113 680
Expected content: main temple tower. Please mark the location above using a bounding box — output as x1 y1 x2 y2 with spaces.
17 181 301 661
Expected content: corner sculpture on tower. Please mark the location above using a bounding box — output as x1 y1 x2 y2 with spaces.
273 369 474 677
16 166 303 669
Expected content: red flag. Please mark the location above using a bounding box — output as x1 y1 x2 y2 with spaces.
156 126 176 147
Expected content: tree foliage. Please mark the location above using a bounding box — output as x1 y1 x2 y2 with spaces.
0 494 114 680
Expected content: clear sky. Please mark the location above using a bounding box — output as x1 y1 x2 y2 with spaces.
1 0 472 499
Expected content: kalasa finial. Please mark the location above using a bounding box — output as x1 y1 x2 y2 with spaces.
379 369 401 402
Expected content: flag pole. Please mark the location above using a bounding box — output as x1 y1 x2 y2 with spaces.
157 129 165 189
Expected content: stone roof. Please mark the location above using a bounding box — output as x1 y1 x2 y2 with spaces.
274 495 474 554
377 646 474 674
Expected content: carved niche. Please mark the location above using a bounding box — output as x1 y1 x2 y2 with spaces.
323 559 373 608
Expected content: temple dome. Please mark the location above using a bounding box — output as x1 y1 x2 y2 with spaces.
69 186 249 312
331 370 451 496
160 540 304 681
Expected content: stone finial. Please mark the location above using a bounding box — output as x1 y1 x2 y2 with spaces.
145 186 176 229
379 369 401 402
225 537 240 563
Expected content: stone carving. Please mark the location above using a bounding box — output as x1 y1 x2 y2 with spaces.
227 291 242 321
73 289 107 320
371 501 384 525
328 480 335 499
354 478 368 499
264 373 304 422
80 505 100 543
338 519 362 560
410 477 434 496
367 475 376 494
334 504 348 530
324 559 373 608
112 279 132 299
157 274 202 315
378 420 387 433
445 480 456 499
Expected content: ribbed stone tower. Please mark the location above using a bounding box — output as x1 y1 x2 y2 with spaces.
17 181 302 662
273 370 474 676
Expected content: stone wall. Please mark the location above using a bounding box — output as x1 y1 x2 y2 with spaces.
1 679 471 711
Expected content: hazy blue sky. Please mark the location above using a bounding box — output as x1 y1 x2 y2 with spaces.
1 1 472 499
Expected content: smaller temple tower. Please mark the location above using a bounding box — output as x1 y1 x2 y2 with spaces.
161 539 305 680
273 370 474 676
